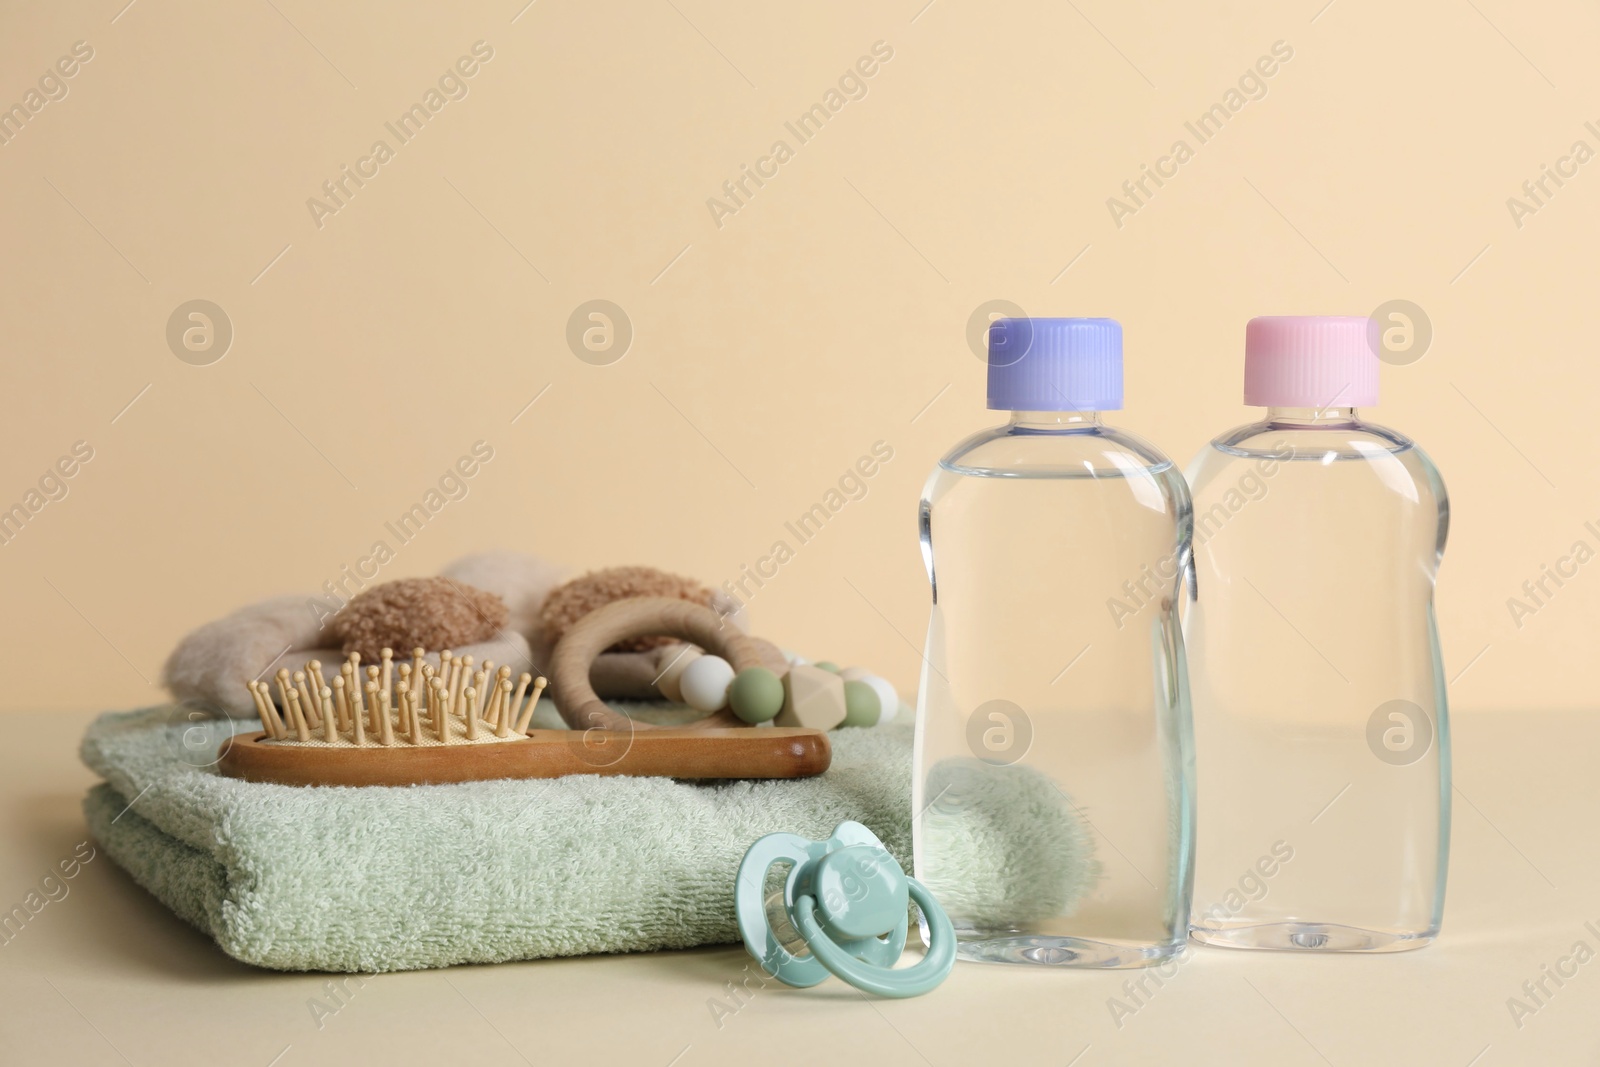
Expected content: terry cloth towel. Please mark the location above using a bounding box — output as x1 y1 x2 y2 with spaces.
80 703 913 973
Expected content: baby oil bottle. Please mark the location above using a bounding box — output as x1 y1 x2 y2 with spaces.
913 317 1195 968
1185 316 1450 951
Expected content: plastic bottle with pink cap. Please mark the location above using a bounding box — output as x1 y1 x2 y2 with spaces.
1184 316 1450 952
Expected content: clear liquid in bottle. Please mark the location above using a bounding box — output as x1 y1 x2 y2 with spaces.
1185 316 1450 952
913 318 1195 968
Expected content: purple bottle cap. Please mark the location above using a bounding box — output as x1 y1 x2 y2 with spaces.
986 317 1123 411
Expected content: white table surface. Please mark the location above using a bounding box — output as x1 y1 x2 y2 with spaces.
0 708 1592 1067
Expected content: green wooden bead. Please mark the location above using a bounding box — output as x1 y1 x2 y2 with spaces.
728 667 784 724
841 680 881 728
813 661 841 673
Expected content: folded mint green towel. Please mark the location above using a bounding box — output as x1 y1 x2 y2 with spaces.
80 705 912 973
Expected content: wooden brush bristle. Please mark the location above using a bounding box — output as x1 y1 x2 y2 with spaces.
248 649 546 749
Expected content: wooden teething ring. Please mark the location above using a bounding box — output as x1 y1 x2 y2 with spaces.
550 597 764 732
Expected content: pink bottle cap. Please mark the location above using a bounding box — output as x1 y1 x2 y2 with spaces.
1243 316 1379 407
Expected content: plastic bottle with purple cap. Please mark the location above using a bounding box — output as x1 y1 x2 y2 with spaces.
913 317 1195 968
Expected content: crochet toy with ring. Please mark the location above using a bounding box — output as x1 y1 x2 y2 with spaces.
736 821 955 998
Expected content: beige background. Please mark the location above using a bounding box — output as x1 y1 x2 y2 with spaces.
0 0 1595 715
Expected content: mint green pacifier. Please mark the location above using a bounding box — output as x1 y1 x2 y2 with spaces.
735 821 955 998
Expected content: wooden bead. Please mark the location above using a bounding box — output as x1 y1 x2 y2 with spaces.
776 665 847 731
654 644 702 703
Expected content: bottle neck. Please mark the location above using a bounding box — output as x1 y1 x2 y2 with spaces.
1264 405 1359 428
1009 410 1103 430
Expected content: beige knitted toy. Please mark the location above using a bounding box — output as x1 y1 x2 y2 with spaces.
163 553 749 719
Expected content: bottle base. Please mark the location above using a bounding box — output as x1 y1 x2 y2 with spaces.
950 933 1187 969
1189 921 1436 953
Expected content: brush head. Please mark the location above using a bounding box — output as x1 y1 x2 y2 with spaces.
246 647 546 749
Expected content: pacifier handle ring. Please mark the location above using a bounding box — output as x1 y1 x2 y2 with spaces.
792 877 956 999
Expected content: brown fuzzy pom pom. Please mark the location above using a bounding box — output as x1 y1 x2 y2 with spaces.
539 566 715 652
332 577 509 661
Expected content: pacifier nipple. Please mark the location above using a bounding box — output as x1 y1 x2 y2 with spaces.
763 889 809 958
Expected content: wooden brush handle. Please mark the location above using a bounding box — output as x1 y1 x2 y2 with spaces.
550 597 766 731
218 727 830 785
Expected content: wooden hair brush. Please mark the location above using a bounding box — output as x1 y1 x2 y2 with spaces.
217 599 830 786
